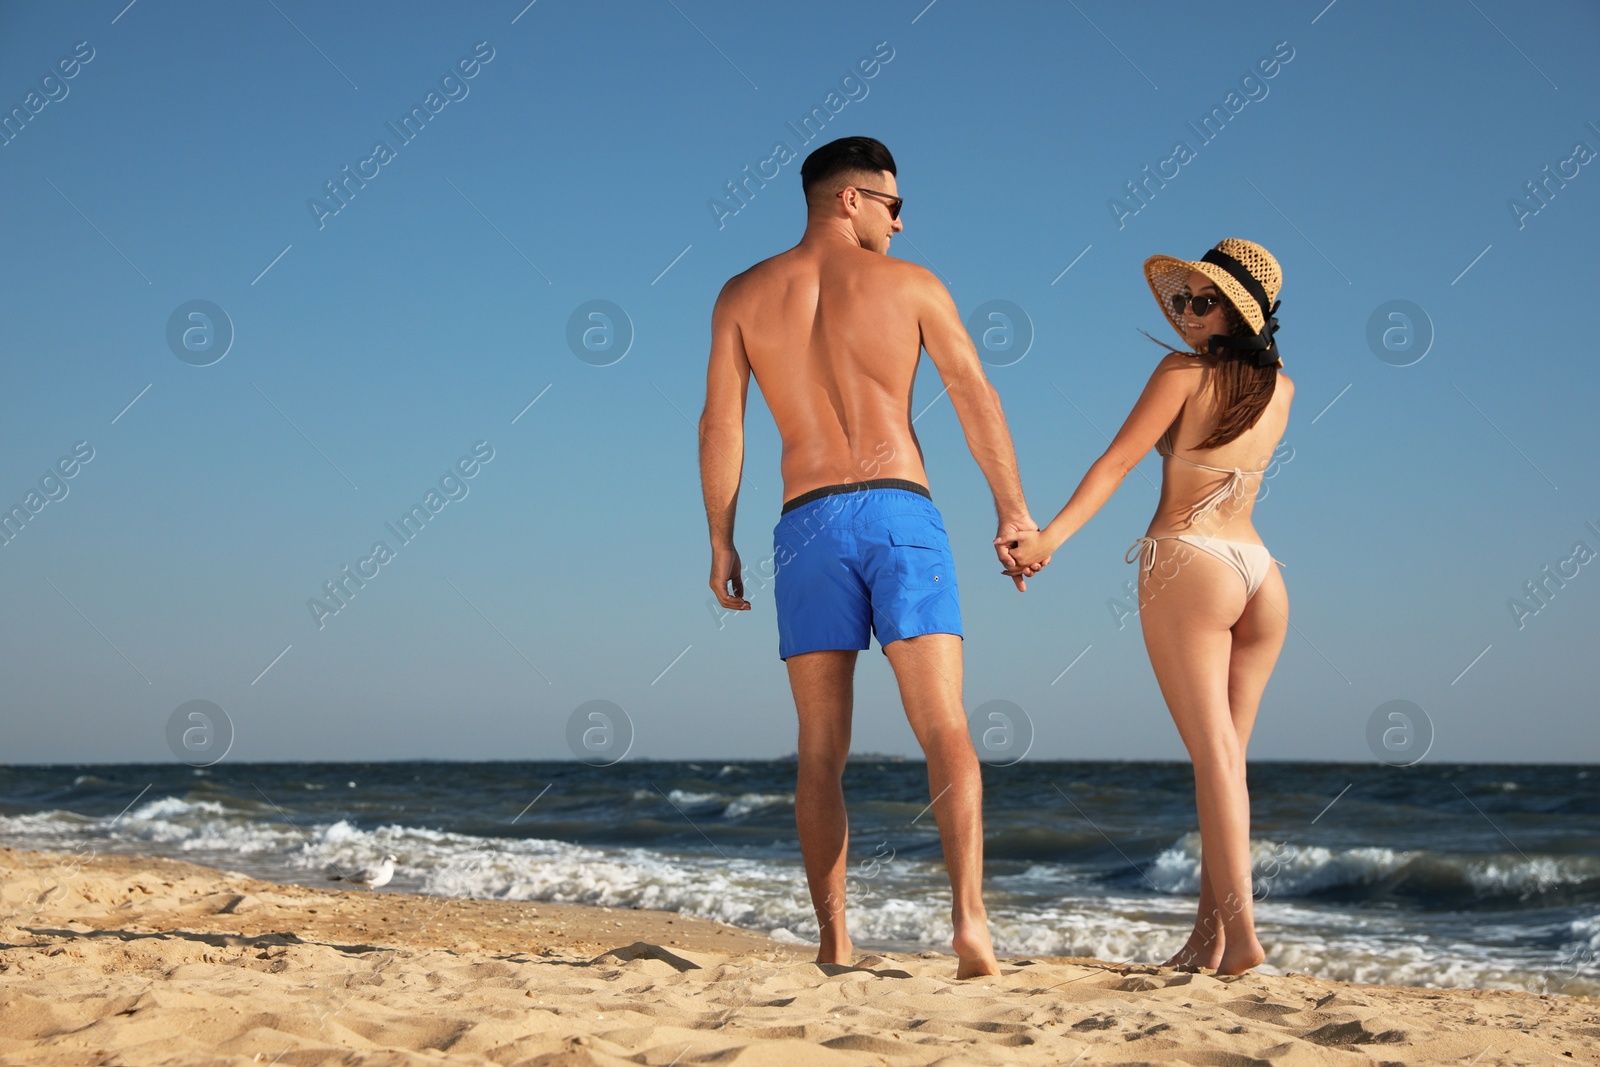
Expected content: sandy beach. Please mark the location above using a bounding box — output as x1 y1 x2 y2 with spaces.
0 849 1594 1065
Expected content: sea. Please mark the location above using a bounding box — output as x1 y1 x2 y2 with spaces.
1 759 1595 997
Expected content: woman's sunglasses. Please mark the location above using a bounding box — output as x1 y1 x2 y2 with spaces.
842 186 903 220
1171 292 1225 317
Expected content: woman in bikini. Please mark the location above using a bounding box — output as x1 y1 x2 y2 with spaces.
1002 238 1292 975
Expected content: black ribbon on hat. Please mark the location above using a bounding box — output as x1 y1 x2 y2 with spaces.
1200 247 1282 367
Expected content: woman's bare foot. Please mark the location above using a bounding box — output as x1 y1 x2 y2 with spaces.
1216 936 1265 976
1162 926 1224 971
952 916 1000 979
1162 940 1221 971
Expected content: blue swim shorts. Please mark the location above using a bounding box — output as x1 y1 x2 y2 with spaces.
771 479 962 660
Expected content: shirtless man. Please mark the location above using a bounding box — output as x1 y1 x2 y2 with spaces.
697 136 1044 978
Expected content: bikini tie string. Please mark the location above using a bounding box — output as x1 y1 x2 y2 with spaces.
1126 537 1159 575
1185 470 1250 528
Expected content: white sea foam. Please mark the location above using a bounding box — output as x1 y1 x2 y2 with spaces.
663 789 721 808
1149 832 1414 896
0 810 87 834
1465 856 1600 898
632 789 795 819
1147 832 1599 902
724 792 794 818
129 796 231 821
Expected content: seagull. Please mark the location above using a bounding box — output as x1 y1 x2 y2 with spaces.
331 854 396 891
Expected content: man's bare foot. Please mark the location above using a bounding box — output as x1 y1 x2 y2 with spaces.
1216 937 1265 976
815 939 854 967
952 917 1000 979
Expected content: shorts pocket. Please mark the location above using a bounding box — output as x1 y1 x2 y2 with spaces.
888 527 952 590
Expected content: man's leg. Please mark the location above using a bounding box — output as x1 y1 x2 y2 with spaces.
882 633 1000 978
786 648 858 966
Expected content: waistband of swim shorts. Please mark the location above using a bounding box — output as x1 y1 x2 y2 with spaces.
780 478 932 515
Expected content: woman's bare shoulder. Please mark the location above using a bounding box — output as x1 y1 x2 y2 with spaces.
1154 350 1205 375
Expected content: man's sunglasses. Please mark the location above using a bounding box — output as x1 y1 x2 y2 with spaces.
1170 292 1225 317
840 186 903 220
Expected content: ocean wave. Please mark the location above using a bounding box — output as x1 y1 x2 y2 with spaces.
629 789 795 820
1569 913 1600 948
293 817 822 933
0 809 96 839
129 796 233 820
661 789 720 808
725 792 794 818
1463 857 1600 898
1148 832 1600 903
2 796 294 857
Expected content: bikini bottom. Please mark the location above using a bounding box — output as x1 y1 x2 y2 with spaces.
1126 534 1281 600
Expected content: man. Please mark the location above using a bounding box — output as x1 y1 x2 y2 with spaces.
697 136 1043 979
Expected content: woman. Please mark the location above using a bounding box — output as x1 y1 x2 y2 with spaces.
1003 238 1292 975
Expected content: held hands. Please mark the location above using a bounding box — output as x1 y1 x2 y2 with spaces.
710 544 750 611
993 516 1052 592
998 526 1058 574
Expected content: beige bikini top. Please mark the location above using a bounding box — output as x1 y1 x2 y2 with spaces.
1156 429 1271 528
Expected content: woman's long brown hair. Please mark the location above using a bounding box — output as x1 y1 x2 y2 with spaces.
1194 303 1277 449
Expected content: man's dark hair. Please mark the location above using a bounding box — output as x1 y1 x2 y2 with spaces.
799 136 897 204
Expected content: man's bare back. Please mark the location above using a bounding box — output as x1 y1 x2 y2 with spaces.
718 241 937 501
701 162 1033 570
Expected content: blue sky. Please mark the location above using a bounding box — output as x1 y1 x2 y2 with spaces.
1 0 1595 764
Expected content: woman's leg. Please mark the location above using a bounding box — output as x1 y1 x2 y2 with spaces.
1167 564 1288 967
1167 851 1221 970
1139 548 1265 974
1227 565 1288 757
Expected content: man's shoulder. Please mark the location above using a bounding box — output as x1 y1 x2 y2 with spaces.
716 246 935 304
717 249 794 302
713 265 759 313
864 247 934 281
855 252 942 307
876 251 938 285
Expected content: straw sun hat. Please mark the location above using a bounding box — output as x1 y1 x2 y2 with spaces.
1143 238 1284 367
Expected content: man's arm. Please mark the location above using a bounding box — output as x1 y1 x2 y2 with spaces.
699 282 753 611
915 270 1040 589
